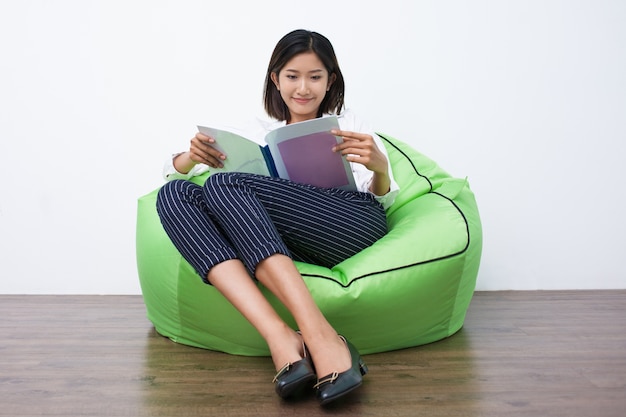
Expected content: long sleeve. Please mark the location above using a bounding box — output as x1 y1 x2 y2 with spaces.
162 152 210 181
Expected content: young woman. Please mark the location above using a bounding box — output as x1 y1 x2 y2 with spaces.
157 29 399 405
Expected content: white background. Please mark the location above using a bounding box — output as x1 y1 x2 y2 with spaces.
1 0 624 294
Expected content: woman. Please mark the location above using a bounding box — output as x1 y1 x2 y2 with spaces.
157 29 399 405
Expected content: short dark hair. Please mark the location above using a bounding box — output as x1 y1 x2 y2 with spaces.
263 30 345 122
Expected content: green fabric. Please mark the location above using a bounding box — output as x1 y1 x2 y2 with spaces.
136 134 482 355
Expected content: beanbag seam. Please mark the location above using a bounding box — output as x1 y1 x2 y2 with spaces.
377 133 433 193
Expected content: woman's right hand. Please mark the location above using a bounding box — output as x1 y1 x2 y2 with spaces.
189 132 226 168
174 133 226 174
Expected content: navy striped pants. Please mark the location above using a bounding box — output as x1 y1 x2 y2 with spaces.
156 172 388 283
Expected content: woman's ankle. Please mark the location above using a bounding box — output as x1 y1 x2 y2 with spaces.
267 327 304 371
304 332 351 378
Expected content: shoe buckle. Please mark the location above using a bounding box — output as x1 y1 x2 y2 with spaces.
272 362 292 383
313 371 339 389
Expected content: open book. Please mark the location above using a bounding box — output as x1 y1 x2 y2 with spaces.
197 116 356 191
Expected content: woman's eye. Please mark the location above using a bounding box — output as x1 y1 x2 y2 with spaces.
286 75 297 80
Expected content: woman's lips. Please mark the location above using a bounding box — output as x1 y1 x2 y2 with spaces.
293 98 312 104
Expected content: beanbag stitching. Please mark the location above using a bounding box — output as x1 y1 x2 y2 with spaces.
377 133 433 193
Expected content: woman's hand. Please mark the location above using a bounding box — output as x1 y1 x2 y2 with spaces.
174 132 226 174
331 129 391 196
188 132 226 168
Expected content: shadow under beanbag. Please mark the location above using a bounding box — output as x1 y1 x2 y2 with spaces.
136 134 482 355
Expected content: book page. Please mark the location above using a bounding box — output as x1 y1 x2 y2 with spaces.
264 116 357 191
197 126 271 176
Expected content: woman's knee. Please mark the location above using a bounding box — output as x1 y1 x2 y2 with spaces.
203 172 242 188
157 180 200 213
203 172 249 204
157 179 182 202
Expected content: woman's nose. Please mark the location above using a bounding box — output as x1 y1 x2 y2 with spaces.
297 79 310 94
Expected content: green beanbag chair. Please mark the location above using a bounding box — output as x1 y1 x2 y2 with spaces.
136 134 482 356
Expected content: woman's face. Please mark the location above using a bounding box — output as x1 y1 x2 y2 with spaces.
271 52 336 124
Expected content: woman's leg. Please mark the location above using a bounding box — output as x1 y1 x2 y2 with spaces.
156 180 240 282
201 173 387 378
202 172 387 270
206 254 350 379
159 173 387 379
157 180 302 370
254 254 351 379
206 259 305 371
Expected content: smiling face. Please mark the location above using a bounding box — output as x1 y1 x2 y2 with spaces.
271 52 336 124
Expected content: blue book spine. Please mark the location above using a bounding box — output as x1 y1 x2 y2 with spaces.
260 145 278 177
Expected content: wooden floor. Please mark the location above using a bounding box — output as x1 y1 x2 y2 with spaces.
1 291 625 417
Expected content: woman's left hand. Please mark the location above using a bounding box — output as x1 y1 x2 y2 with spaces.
331 129 388 174
331 129 391 196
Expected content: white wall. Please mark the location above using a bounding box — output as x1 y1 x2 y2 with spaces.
1 0 624 294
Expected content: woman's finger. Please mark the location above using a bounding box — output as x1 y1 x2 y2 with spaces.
190 134 226 167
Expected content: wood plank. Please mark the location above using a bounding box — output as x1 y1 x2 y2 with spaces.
0 291 625 416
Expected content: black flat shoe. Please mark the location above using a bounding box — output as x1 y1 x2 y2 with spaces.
313 336 368 405
272 338 316 399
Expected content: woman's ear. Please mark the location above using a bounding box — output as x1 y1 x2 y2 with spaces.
270 72 280 90
327 73 337 91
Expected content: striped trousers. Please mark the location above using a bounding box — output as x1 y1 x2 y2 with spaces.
156 172 388 283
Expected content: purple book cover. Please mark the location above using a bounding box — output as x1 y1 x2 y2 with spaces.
265 116 356 191
277 132 349 189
